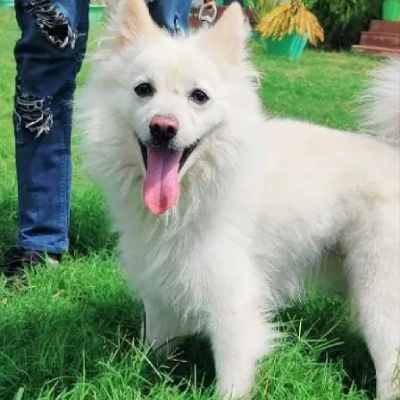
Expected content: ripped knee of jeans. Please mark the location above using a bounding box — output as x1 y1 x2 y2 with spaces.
26 0 77 49
15 83 53 137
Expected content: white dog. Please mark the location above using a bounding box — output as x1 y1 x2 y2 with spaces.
78 1 400 398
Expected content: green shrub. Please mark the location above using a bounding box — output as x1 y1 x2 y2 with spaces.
303 0 383 50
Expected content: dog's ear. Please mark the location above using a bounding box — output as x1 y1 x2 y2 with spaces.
196 2 250 64
108 0 162 48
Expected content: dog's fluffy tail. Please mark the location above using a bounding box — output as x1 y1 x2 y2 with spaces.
361 57 400 145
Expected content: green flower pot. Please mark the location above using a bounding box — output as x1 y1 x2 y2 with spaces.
251 31 262 42
382 0 400 21
89 4 106 23
265 33 308 60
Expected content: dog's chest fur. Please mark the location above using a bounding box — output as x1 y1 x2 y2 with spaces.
117 210 219 319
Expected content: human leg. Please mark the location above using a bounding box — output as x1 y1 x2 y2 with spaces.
148 0 192 34
3 0 90 274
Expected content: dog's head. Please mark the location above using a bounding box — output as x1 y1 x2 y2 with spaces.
82 0 260 216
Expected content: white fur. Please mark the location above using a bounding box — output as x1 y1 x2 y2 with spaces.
77 1 400 398
360 57 400 145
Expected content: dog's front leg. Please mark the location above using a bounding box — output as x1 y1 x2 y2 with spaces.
141 297 191 358
209 296 275 399
204 253 276 399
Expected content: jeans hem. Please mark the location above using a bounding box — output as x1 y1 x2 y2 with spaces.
17 242 68 254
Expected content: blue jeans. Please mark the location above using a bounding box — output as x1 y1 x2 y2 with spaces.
13 0 192 255
148 0 192 33
13 0 90 254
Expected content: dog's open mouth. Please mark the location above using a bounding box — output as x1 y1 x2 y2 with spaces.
138 140 198 172
138 139 199 216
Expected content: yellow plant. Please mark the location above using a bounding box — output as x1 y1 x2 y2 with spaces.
248 0 278 25
257 0 324 46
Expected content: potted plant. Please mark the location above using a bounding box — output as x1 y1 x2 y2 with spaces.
256 0 324 60
90 0 106 24
248 0 278 40
383 0 400 21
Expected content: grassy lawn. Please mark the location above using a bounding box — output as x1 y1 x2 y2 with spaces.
0 9 384 400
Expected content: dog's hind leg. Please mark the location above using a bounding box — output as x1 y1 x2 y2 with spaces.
344 204 400 400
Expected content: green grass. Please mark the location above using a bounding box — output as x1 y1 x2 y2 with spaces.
0 9 385 400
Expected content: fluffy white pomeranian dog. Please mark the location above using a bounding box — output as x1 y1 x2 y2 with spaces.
78 0 400 398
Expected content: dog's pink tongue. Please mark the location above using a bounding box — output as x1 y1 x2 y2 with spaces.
143 147 181 215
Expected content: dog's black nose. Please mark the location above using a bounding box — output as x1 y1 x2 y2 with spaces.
149 116 179 142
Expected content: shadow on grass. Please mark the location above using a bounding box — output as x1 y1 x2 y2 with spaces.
129 295 376 399
69 202 116 256
166 296 376 398
0 279 377 400
276 294 376 398
0 196 17 256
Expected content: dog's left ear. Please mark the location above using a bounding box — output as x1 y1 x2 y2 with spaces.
196 2 250 64
109 0 162 48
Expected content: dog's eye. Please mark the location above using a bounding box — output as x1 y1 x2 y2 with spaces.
190 89 209 105
134 82 155 98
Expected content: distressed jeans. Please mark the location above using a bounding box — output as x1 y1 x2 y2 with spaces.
13 0 192 255
13 0 90 254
